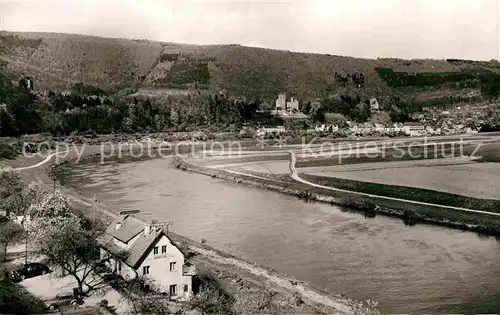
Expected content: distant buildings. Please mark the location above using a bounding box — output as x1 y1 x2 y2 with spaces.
314 124 339 132
256 126 286 137
275 93 299 112
403 122 425 136
286 97 299 112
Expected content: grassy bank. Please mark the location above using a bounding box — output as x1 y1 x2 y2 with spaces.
301 174 500 213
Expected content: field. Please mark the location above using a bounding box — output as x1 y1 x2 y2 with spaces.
302 162 500 200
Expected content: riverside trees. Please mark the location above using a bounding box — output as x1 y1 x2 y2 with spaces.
28 190 121 295
0 170 118 296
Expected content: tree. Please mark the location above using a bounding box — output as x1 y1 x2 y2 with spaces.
309 102 326 123
28 190 74 220
36 217 125 295
351 103 371 123
352 72 365 86
28 190 125 294
0 166 24 217
0 220 23 262
0 281 46 315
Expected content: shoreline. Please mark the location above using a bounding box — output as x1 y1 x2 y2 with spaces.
11 145 377 315
175 157 500 236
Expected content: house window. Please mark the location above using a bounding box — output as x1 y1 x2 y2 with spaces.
184 285 188 293
153 247 158 255
118 261 122 273
161 245 167 253
143 266 150 275
169 285 177 296
169 262 176 271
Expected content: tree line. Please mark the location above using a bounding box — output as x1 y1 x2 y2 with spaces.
0 65 280 137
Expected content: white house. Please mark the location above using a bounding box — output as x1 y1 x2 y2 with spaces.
256 126 286 136
286 97 299 112
330 125 339 132
315 124 326 132
275 93 299 112
275 93 286 110
369 98 380 112
374 124 385 133
403 122 425 136
98 215 195 299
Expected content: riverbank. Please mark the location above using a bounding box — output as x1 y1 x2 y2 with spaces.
176 157 500 235
8 145 378 315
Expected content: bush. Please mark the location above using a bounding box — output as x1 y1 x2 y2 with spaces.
189 272 235 314
0 280 46 314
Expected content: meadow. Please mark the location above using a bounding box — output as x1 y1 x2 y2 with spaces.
302 162 500 200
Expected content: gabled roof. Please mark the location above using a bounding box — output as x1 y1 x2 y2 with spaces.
99 226 164 268
99 216 188 270
105 215 144 243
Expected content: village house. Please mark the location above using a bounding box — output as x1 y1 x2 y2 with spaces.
384 123 404 134
314 124 339 132
256 126 286 136
359 122 374 134
98 215 196 299
403 122 425 136
286 97 299 112
369 98 380 112
315 124 326 132
374 123 385 133
275 93 286 110
348 124 359 134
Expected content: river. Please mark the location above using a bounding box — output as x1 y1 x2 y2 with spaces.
56 157 500 314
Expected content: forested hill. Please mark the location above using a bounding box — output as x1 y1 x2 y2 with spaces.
2 31 500 101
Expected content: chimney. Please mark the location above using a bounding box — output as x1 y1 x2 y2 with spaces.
116 214 128 230
144 225 152 236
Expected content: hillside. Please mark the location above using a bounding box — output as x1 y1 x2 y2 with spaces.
0 31 163 92
2 31 500 101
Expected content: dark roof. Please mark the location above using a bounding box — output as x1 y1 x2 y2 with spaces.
127 230 164 268
98 227 164 268
99 216 188 269
105 215 144 243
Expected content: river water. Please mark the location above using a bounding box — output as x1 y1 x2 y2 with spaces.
57 157 500 314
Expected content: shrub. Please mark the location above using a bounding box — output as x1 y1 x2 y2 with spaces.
0 280 46 315
188 272 235 314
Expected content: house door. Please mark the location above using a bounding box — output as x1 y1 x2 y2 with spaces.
169 285 177 296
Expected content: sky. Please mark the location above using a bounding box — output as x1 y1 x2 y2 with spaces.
2 0 500 60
